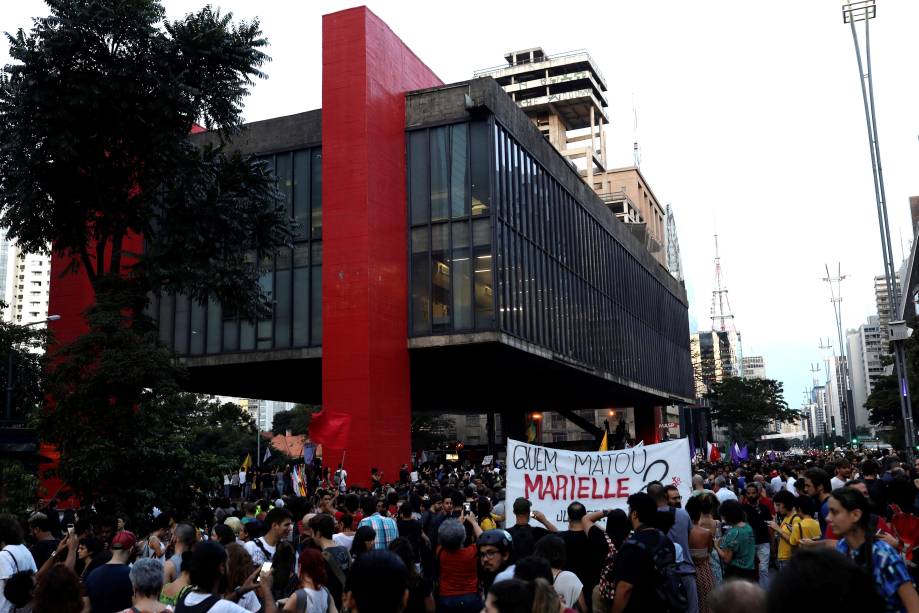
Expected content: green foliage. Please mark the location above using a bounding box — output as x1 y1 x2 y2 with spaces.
0 0 290 516
0 0 291 317
272 404 318 436
708 377 798 443
0 303 48 423
39 284 256 516
0 461 39 516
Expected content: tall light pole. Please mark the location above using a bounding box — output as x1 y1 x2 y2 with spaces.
4 314 61 422
823 263 855 444
842 0 915 455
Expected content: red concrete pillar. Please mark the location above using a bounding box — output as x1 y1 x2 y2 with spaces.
321 8 442 486
634 405 662 445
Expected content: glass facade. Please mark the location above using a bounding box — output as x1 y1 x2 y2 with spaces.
408 118 692 398
156 148 323 355
408 122 495 335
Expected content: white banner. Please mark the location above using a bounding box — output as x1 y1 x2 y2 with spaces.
506 438 693 525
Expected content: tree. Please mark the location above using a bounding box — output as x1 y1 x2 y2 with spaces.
0 0 292 514
0 0 291 318
271 404 319 436
708 377 799 443
865 318 919 447
0 304 47 423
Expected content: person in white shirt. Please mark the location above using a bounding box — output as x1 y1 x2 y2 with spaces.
769 472 785 496
332 514 356 550
712 476 738 504
244 508 292 566
830 459 851 491
533 534 587 611
0 516 38 613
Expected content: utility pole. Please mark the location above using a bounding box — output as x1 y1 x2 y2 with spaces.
818 339 839 443
842 1 915 457
823 263 855 444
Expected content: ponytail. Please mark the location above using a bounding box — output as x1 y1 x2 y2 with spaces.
531 577 563 613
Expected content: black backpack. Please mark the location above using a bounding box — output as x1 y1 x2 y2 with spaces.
623 530 688 612
2 550 35 608
174 592 221 613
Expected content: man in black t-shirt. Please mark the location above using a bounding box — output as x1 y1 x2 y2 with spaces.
611 492 675 613
27 512 59 569
559 501 609 601
84 530 136 613
506 497 557 560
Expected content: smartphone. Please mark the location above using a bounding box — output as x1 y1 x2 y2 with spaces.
261 561 272 574
67 524 74 535
463 502 471 513
529 512 535 519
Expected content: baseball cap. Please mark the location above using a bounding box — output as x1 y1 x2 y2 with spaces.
111 530 137 551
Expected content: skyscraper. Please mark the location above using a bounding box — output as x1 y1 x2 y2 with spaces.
875 273 900 341
846 315 885 429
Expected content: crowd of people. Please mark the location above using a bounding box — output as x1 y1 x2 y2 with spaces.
3 451 919 612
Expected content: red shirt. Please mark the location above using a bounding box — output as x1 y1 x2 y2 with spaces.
759 495 775 517
437 545 479 596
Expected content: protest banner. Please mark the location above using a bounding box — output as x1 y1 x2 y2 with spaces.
505 437 692 525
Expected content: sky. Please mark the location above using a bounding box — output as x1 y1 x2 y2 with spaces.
3 1 919 410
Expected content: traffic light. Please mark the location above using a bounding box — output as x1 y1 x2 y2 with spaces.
852 438 858 445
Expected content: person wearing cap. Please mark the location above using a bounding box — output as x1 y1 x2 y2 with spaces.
84 530 136 613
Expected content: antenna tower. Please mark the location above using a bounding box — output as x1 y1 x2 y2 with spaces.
710 234 735 332
632 96 641 168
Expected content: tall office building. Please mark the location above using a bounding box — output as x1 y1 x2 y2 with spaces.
5 243 51 326
742 356 766 379
875 273 900 341
691 330 741 399
240 398 295 433
846 315 884 429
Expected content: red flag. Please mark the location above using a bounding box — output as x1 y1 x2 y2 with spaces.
308 410 352 450
707 442 721 462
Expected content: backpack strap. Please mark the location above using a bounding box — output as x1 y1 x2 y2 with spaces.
253 537 273 562
322 549 348 589
3 550 19 574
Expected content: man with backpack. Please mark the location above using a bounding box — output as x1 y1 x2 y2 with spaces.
506 497 557 560
0 515 37 613
244 508 293 566
611 492 687 613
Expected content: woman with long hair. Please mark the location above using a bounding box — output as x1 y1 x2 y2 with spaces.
31 564 83 613
829 486 919 613
388 537 434 613
685 494 716 613
271 541 301 602
282 548 337 613
226 543 260 612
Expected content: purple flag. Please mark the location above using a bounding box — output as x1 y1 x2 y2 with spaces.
738 445 749 462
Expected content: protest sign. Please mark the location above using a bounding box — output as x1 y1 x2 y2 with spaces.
505 438 692 525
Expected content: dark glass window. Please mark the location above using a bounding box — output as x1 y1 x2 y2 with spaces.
410 130 429 226
158 145 322 356
430 127 449 221
411 227 431 334
489 122 691 398
431 224 450 331
450 124 469 218
452 221 472 330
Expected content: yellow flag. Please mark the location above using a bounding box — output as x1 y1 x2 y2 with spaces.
599 432 609 452
241 453 252 470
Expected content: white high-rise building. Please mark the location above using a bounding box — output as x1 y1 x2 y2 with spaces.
240 398 295 432
847 315 885 429
4 242 51 326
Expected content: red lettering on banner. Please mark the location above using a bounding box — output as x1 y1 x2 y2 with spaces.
557 475 568 499
616 477 630 498
525 474 543 499
591 478 600 499
544 476 556 500
578 477 590 499
604 477 615 499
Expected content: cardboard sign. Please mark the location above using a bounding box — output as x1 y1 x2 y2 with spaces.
482 455 494 466
506 438 692 525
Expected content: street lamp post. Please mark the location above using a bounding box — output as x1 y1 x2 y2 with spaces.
4 314 60 422
842 0 915 456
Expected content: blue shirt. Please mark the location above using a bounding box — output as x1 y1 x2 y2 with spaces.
358 513 399 550
837 538 914 612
